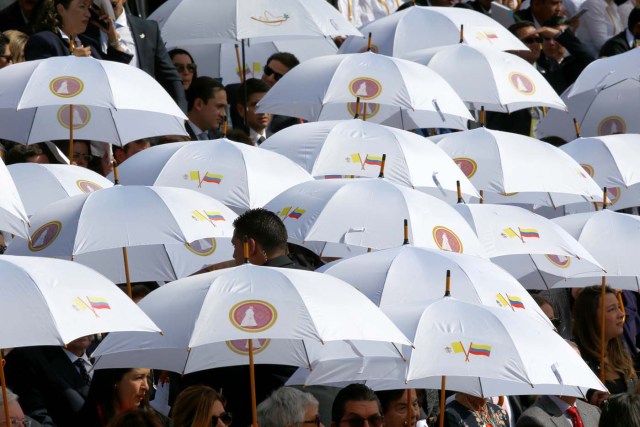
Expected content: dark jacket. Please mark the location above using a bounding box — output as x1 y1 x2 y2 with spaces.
24 30 132 63
600 30 632 57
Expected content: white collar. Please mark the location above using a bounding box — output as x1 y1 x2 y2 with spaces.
115 10 128 28
57 28 82 48
625 28 635 48
62 348 91 365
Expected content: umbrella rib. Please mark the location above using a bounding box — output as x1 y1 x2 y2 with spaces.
529 253 551 290
25 106 38 144
181 347 191 375
302 340 312 371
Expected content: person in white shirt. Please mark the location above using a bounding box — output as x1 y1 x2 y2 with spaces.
575 0 624 56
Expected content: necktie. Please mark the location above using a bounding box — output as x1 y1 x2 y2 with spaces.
566 406 584 427
257 136 266 145
74 359 92 386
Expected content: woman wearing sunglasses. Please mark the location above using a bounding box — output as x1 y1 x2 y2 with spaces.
169 48 197 91
172 386 232 427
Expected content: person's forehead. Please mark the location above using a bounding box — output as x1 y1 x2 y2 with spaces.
516 26 536 37
248 91 267 103
267 59 290 74
343 400 380 417
173 53 192 64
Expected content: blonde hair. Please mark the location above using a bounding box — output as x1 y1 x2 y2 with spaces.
3 30 28 63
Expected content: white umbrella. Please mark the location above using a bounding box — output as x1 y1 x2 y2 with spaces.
338 6 527 56
0 56 187 148
0 255 161 349
260 119 479 204
262 178 486 256
150 0 361 46
567 47 640 98
0 157 29 239
404 45 566 114
8 163 113 217
319 245 553 327
437 127 602 207
256 52 473 130
111 139 313 213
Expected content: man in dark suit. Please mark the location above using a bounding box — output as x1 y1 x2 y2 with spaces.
516 394 601 426
516 0 563 27
185 77 227 140
600 7 640 56
4 336 94 426
88 0 186 112
0 0 36 34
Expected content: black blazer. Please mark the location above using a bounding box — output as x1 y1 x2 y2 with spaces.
24 30 132 63
0 0 32 34
5 346 91 426
600 30 631 57
537 29 595 94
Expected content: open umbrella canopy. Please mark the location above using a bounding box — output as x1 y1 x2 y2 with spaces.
567 47 640 98
0 156 29 239
405 45 566 113
338 6 527 56
260 119 479 204
0 255 160 348
150 0 361 46
257 52 473 130
112 139 313 213
263 178 486 255
92 264 411 373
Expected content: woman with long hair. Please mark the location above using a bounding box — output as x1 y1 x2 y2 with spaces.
573 286 637 405
172 385 231 427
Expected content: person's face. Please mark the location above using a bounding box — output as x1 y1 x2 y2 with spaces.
0 45 12 69
337 401 383 427
172 53 196 90
5 401 28 427
116 368 151 410
26 153 49 164
514 26 542 64
231 232 244 266
124 140 150 159
542 27 567 62
66 335 93 356
598 293 625 341
301 404 324 427
110 0 125 18
57 0 91 37
541 302 555 320
240 92 270 133
210 400 228 427
73 141 91 168
383 390 419 427
534 0 563 24
199 89 227 130
261 59 290 88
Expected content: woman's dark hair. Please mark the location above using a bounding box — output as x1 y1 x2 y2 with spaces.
599 392 640 427
172 385 225 427
168 48 198 79
106 409 163 427
573 286 636 382
31 0 74 33
85 368 151 425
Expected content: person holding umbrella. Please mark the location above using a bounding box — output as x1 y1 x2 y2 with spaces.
573 286 637 407
24 0 131 62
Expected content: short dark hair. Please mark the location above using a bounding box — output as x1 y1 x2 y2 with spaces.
542 15 570 27
629 7 640 30
332 384 381 423
187 77 225 112
5 143 45 165
509 21 536 35
233 208 288 254
374 389 406 414
266 52 300 70
599 392 640 427
237 78 271 107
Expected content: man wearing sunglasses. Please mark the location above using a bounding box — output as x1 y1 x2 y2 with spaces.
331 384 384 427
261 52 303 135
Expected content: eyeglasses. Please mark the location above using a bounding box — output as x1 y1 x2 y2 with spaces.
211 412 233 426
263 64 284 82
174 63 197 73
73 152 93 161
340 415 384 427
520 35 542 45
302 414 321 427
0 418 32 426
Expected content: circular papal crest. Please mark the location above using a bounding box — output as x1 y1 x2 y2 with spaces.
348 77 382 101
185 238 217 256
545 254 571 268
595 186 621 207
453 157 477 178
76 180 103 193
598 116 626 136
229 300 277 332
508 72 535 95
29 221 62 251
432 226 463 253
50 76 84 98
347 102 380 119
226 339 270 355
57 105 91 129
580 164 595 177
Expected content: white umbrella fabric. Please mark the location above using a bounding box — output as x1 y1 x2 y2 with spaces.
8 163 113 217
260 119 479 204
437 127 602 207
338 6 527 56
0 56 187 146
0 157 29 239
111 139 313 214
404 45 566 113
263 178 486 255
567 47 640 98
256 52 473 130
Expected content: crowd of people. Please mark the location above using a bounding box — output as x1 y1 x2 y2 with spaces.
1 0 640 425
